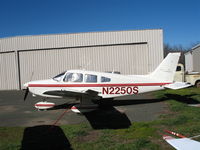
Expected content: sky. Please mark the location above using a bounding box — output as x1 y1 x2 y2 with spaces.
0 0 199 48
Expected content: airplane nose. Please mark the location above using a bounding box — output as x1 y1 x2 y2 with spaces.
23 82 29 88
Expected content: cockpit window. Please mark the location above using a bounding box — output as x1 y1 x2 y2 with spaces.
85 74 97 83
53 72 66 81
101 76 111 82
63 73 83 82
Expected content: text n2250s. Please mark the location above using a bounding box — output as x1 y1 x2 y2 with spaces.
102 86 138 95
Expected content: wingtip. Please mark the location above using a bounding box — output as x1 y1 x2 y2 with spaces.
163 135 175 140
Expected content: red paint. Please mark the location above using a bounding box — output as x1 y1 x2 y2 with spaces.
71 106 77 109
29 82 171 87
102 86 139 95
164 130 186 138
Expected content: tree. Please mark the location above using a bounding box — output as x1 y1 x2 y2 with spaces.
164 44 190 66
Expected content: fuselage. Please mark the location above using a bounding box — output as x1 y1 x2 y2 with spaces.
25 70 171 99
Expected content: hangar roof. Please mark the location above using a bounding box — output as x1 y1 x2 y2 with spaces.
192 43 200 50
0 29 162 53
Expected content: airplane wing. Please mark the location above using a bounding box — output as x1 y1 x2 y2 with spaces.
43 89 100 99
163 135 200 150
164 82 192 90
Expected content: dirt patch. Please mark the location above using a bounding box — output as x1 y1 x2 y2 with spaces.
0 105 18 112
77 130 101 142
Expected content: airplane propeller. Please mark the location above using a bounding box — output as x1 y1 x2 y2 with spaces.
24 88 29 101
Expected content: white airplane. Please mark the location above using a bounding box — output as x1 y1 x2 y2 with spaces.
23 53 191 112
163 130 200 150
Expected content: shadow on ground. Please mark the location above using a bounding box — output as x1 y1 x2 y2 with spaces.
83 106 131 129
50 102 132 129
98 98 167 106
164 94 200 104
21 125 73 150
48 97 167 110
47 97 168 129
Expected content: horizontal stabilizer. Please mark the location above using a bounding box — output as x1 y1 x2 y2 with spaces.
163 137 200 150
163 130 200 150
164 82 192 90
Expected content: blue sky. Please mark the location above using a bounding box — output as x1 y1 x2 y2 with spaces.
0 0 199 48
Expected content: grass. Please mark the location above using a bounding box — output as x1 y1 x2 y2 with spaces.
0 127 23 150
1 87 200 150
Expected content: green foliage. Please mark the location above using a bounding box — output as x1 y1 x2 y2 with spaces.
61 123 90 138
111 122 157 140
0 143 21 150
112 138 160 150
155 87 200 137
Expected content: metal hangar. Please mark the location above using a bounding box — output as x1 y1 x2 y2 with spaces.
0 29 163 90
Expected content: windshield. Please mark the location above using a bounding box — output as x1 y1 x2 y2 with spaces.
53 71 66 81
63 73 83 82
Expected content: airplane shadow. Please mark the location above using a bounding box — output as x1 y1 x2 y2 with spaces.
97 98 167 106
48 102 78 110
47 98 169 129
49 97 167 110
83 106 131 129
49 102 132 129
43 94 200 130
20 125 73 150
164 94 200 104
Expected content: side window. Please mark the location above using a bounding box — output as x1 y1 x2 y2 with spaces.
101 76 111 82
64 73 83 82
176 66 182 71
85 74 97 83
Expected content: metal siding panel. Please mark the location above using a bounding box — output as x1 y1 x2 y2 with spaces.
19 49 75 86
0 53 18 90
1 29 163 90
1 29 162 52
185 52 193 72
19 44 148 87
193 47 200 72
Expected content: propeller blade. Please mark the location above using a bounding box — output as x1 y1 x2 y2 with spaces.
24 88 29 101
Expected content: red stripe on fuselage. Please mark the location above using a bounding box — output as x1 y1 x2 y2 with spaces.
28 83 171 87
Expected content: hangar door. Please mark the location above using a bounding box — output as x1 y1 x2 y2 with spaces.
19 43 149 88
0 52 18 90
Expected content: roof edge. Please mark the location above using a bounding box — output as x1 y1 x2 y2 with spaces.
0 28 163 40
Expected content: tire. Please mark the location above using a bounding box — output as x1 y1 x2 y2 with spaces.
195 81 200 88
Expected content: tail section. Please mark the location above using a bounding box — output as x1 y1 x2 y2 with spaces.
149 53 180 82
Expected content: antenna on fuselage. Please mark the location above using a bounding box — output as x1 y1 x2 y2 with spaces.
30 71 34 81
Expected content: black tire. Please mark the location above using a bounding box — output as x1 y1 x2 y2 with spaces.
195 81 200 88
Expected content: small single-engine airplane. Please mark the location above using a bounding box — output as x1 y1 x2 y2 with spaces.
24 53 191 113
163 130 200 150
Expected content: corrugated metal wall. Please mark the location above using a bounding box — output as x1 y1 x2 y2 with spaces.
0 52 18 90
192 46 200 72
0 29 163 90
0 30 162 53
19 44 148 86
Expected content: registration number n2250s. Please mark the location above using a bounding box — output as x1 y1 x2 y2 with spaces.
102 86 138 95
